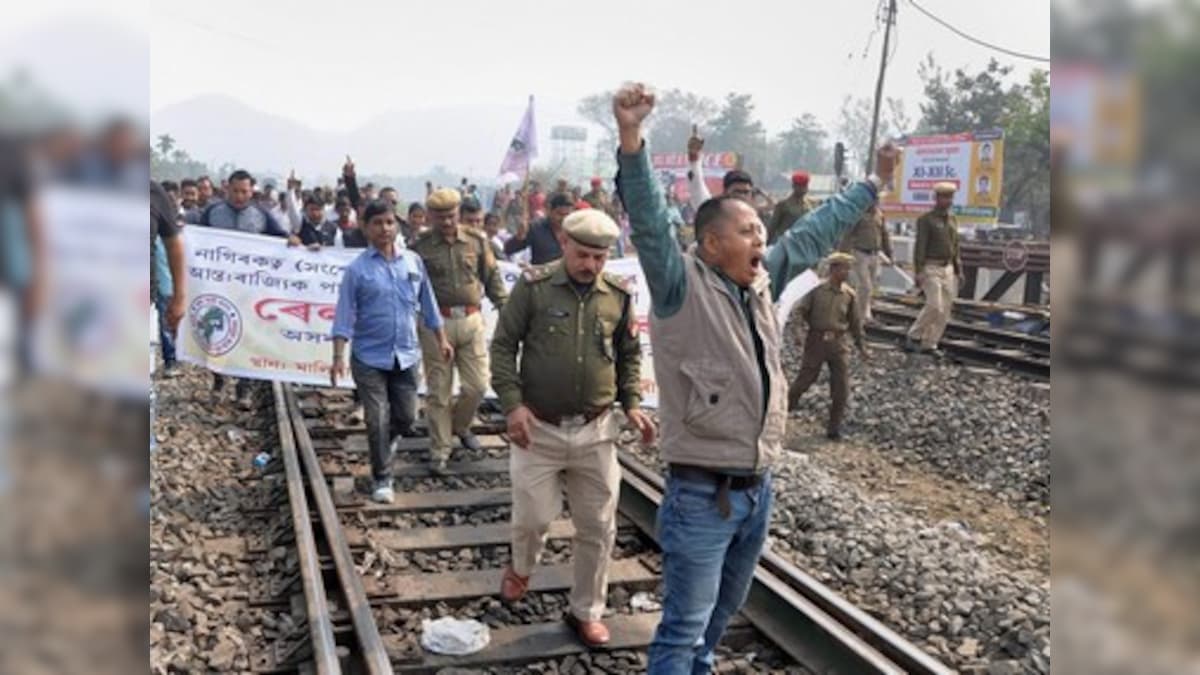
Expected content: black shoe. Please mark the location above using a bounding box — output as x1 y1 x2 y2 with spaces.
457 432 483 452
826 429 842 441
921 347 943 357
902 336 917 352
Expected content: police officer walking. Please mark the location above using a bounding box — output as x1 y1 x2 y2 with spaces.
490 209 655 648
413 188 509 471
838 203 893 324
787 252 870 440
906 182 961 354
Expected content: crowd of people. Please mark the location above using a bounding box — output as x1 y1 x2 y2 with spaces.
150 83 968 673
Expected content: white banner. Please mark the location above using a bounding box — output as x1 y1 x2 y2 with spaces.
178 227 831 408
178 229 662 406
34 187 150 398
178 228 358 385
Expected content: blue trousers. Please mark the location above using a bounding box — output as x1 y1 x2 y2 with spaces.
648 472 773 675
154 294 177 366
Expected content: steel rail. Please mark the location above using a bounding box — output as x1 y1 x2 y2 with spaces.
871 305 1051 357
271 382 341 675
865 323 1050 378
284 385 393 675
617 450 955 674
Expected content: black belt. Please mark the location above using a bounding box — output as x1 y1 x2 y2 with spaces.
669 464 764 519
855 247 878 254
531 406 606 428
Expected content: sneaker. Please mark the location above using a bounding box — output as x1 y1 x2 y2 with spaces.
457 432 483 452
161 362 181 379
370 480 395 504
430 457 449 476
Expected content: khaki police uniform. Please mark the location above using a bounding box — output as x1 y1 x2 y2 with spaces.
767 192 814 245
907 183 961 350
414 188 508 462
787 253 865 436
838 206 892 323
490 210 641 622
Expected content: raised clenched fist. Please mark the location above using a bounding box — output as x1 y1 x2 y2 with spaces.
875 142 899 186
612 83 656 130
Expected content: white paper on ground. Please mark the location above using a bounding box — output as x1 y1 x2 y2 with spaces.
420 617 491 655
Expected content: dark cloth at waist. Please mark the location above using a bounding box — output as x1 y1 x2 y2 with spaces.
530 406 606 427
669 464 764 490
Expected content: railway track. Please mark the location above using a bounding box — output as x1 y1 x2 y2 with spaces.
866 298 1051 379
255 382 954 674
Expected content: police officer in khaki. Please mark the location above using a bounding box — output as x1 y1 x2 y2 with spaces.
490 209 655 648
766 171 815 245
413 188 508 471
838 202 893 324
787 252 869 440
905 182 961 354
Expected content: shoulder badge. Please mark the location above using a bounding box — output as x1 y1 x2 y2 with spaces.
602 271 634 295
522 263 555 283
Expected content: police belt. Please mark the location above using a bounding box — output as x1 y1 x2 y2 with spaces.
531 406 606 428
855 247 878 254
440 305 480 319
808 328 846 341
669 464 764 520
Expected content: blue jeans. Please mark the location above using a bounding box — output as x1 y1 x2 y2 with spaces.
648 472 773 675
155 294 177 366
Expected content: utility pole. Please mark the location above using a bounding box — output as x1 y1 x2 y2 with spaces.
866 0 897 174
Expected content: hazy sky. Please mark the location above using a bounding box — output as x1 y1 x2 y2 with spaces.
148 0 1050 135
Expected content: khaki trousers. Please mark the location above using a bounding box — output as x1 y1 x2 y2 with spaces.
509 410 622 621
419 312 489 460
907 263 956 349
788 330 850 434
849 249 879 323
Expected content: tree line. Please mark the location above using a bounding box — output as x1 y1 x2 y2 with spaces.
577 55 1050 231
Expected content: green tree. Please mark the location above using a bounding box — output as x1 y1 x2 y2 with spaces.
916 55 1050 229
917 56 1014 133
836 95 910 174
775 113 832 174
707 93 768 179
577 90 618 156
645 88 720 155
150 137 213 182
155 134 175 157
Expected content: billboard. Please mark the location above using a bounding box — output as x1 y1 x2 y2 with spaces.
879 129 1004 223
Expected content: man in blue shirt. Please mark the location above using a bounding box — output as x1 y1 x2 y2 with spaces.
331 200 453 504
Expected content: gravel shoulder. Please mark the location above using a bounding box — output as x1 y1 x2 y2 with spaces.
785 425 1048 575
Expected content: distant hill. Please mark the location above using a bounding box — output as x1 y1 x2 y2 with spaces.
151 94 593 183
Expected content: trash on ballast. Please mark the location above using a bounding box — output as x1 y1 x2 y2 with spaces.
420 617 490 655
630 591 661 612
252 452 272 470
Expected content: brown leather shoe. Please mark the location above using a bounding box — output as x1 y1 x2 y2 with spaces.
499 567 529 602
565 613 610 647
